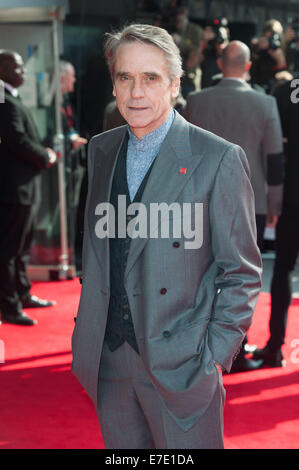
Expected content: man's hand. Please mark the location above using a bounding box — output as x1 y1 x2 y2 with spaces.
46 147 57 167
214 362 223 375
70 133 88 150
266 214 279 227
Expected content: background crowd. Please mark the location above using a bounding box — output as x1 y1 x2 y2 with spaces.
0 0 298 375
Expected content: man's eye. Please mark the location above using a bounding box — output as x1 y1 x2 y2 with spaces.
146 75 156 81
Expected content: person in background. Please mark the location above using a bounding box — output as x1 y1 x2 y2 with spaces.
252 79 299 367
180 42 202 99
60 61 88 268
102 98 126 131
184 41 284 371
0 50 57 326
200 18 230 88
281 19 299 78
171 5 204 53
251 19 287 93
59 60 87 154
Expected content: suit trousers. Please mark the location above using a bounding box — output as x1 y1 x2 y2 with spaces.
96 341 225 449
268 203 299 350
0 203 35 315
235 214 265 358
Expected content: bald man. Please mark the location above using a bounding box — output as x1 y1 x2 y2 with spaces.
184 40 284 372
0 50 57 326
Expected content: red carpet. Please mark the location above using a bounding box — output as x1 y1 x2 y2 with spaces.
0 280 298 449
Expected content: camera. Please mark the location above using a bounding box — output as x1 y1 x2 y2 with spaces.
205 18 229 51
268 33 281 50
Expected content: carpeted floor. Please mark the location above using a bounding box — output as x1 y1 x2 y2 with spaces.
0 279 298 449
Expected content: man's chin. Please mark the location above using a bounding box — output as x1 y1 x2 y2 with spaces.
125 117 150 129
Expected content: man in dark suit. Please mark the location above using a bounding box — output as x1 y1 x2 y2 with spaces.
253 79 299 367
0 50 57 326
183 40 284 371
71 24 262 449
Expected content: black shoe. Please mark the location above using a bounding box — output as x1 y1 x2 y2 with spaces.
252 346 286 367
22 295 56 308
230 356 264 373
1 312 37 326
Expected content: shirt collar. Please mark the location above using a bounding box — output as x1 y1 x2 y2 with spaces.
4 82 19 97
128 109 175 152
222 77 246 84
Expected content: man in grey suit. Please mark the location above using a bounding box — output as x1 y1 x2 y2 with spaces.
184 40 284 372
71 25 262 449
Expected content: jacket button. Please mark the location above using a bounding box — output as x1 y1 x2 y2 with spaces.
160 288 167 295
173 241 180 248
163 330 171 338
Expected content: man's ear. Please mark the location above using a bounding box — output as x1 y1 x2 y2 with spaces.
112 84 116 97
217 58 223 71
245 61 252 72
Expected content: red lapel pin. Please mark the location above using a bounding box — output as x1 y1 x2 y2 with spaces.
180 167 187 175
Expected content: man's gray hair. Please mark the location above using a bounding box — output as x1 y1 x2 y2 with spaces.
59 60 73 77
104 23 183 81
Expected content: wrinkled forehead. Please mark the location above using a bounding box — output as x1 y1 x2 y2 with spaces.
114 41 170 77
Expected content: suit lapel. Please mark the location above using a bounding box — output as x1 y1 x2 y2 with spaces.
125 112 204 280
88 126 127 291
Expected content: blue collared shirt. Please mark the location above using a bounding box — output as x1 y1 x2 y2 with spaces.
126 109 175 201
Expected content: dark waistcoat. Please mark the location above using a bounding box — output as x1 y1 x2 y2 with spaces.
104 134 155 354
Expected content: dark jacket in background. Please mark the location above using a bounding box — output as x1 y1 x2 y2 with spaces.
273 80 299 206
0 90 49 206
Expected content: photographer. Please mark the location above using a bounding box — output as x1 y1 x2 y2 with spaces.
251 19 287 93
282 19 299 78
200 18 230 89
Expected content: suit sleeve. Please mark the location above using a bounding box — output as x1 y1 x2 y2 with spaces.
0 100 50 169
262 96 284 215
207 144 262 373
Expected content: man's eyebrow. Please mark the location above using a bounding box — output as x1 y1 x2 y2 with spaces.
144 72 161 77
116 71 129 77
115 71 161 77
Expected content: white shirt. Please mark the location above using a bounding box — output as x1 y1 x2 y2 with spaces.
4 82 19 97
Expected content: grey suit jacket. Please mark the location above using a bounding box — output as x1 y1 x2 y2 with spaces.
184 79 284 215
71 111 262 432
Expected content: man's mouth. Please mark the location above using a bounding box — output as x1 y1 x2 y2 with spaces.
128 107 148 111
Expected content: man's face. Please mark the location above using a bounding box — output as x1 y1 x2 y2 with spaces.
0 53 25 88
61 64 76 94
113 41 180 139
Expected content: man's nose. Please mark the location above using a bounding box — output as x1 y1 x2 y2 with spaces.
131 79 145 98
